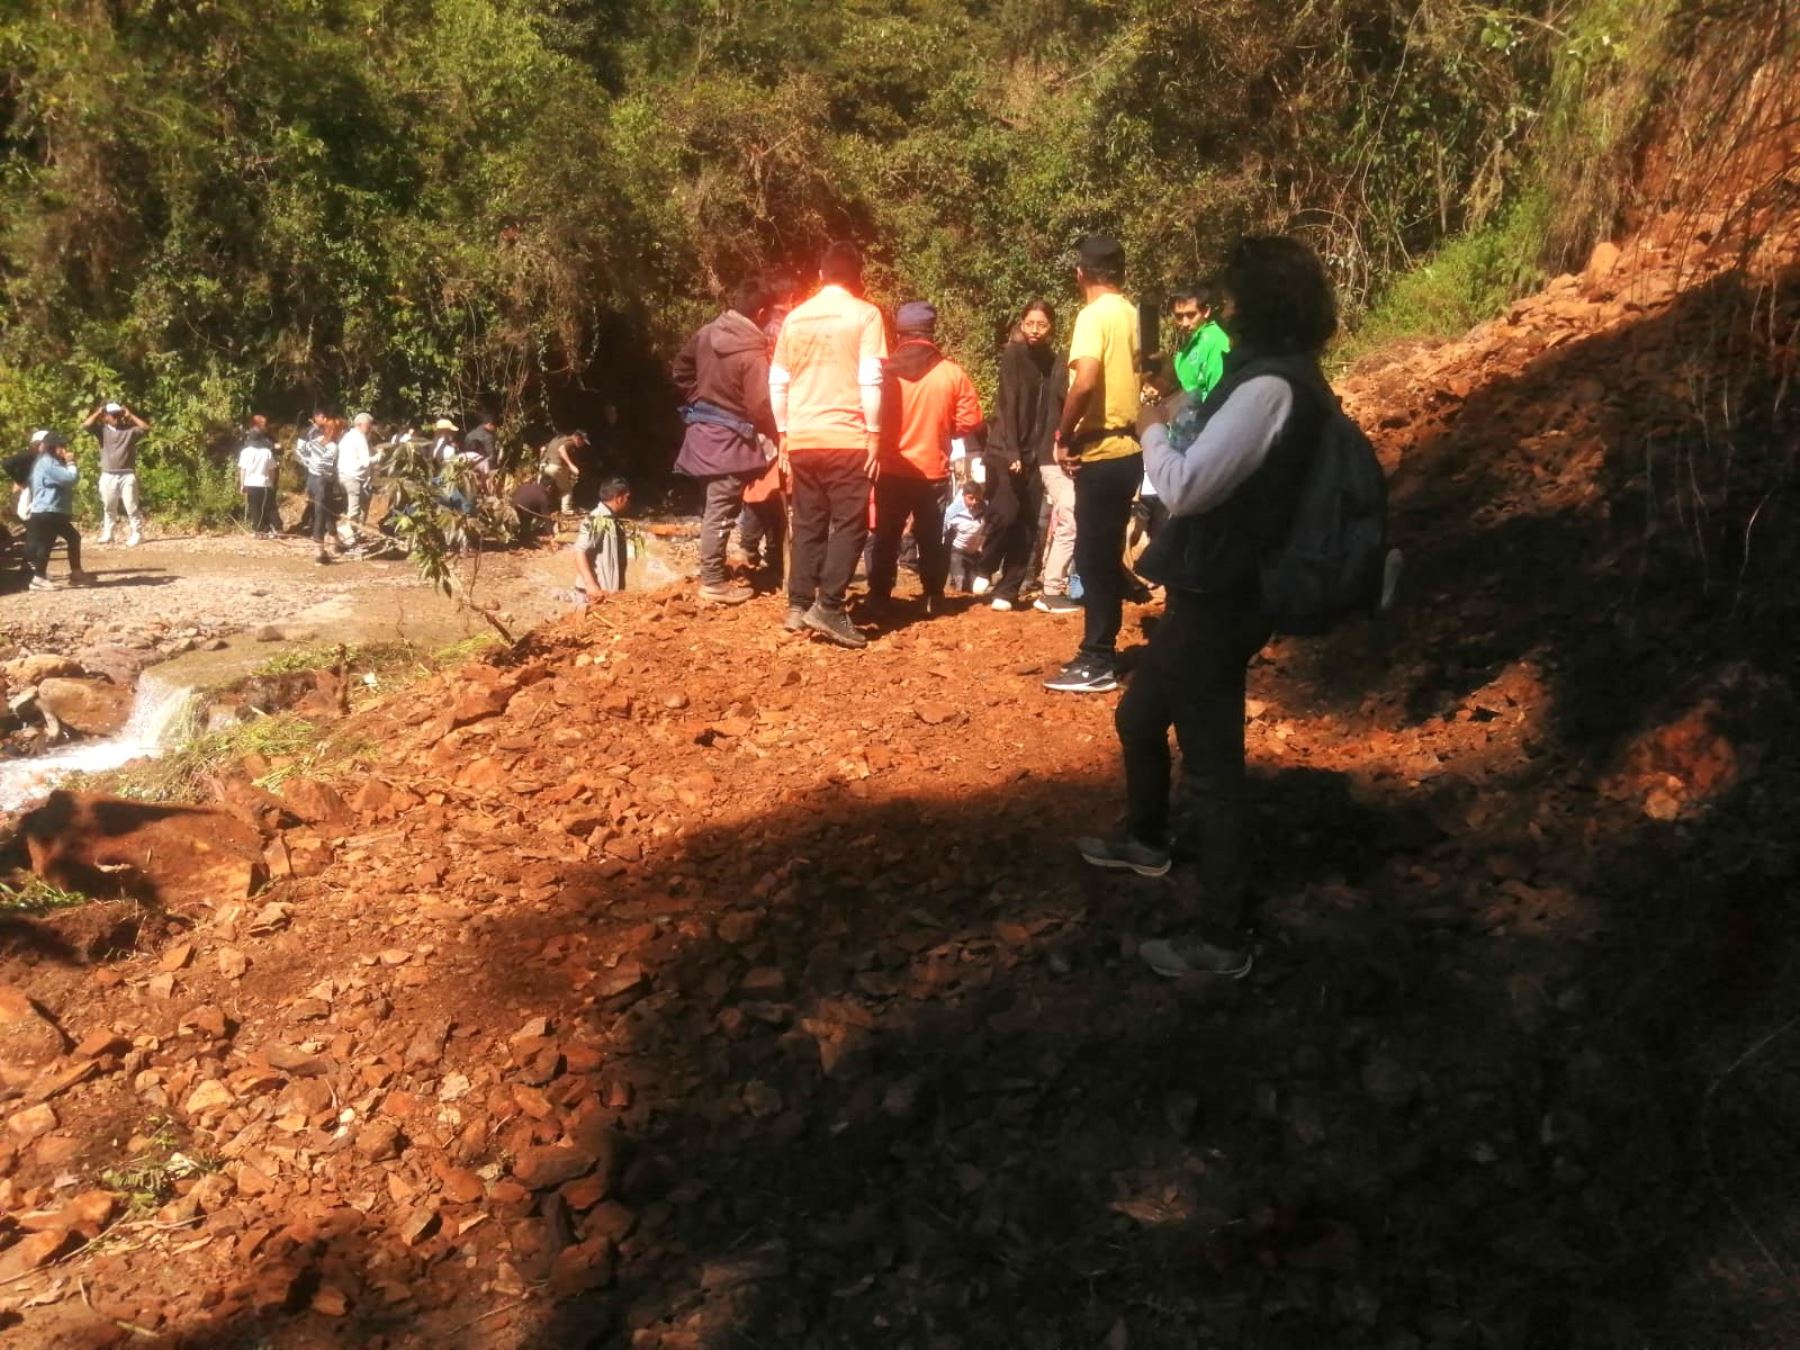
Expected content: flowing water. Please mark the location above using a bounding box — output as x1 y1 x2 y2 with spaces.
0 668 199 814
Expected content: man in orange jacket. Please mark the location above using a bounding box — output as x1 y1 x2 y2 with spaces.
867 301 984 616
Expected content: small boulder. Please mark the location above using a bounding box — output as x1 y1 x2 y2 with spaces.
35 677 133 737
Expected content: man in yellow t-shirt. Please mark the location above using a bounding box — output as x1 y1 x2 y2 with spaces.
1045 234 1142 694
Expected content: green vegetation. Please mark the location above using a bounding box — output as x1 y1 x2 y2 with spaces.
0 0 1707 515
0 874 90 913
69 711 331 804
100 1119 218 1217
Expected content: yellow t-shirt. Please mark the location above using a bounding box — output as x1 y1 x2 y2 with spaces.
1065 290 1141 462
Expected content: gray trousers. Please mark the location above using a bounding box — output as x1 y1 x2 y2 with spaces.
699 473 753 585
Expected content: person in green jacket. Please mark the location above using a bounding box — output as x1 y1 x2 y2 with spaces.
1170 283 1231 399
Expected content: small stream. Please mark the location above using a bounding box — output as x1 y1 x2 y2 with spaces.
0 521 698 818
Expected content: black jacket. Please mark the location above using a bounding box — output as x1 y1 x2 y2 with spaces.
990 338 1065 468
1136 348 1328 596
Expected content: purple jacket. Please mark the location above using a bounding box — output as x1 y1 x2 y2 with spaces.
672 310 778 478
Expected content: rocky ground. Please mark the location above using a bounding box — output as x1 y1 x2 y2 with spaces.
1 213 1797 1350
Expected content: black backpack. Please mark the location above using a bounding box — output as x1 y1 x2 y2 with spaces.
1258 381 1391 636
4 449 35 489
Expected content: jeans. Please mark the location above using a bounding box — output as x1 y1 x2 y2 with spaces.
244 486 277 533
1072 451 1143 661
698 473 753 585
338 475 370 546
868 474 950 600
739 496 786 584
947 549 981 593
25 512 81 578
1038 463 1077 596
308 472 337 546
98 471 143 536
788 452 871 613
1115 585 1270 935
976 459 1043 603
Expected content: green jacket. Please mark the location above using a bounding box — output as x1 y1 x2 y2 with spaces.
1173 321 1231 399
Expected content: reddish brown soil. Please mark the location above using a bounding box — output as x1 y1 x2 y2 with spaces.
3 211 1799 1348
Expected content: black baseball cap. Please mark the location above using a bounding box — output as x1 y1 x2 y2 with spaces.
1076 235 1126 274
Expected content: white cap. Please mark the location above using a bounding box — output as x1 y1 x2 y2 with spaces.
353 412 374 426
103 401 124 414
29 429 47 444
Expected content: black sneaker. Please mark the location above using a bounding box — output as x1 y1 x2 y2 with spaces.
1075 835 1172 877
1034 593 1081 615
1137 935 1254 979
803 604 869 649
1044 658 1117 693
782 605 808 632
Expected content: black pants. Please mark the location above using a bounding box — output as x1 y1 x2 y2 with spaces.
788 452 871 613
245 486 277 533
739 496 786 584
975 458 1042 603
25 512 81 579
308 472 337 546
869 474 950 600
1116 585 1270 934
1073 451 1143 660
698 473 754 585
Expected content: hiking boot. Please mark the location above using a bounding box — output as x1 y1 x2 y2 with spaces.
803 604 868 649
990 597 1015 612
782 604 809 633
698 581 754 605
1044 657 1118 694
1075 835 1171 878
1137 934 1254 979
1035 593 1081 615
28 576 59 592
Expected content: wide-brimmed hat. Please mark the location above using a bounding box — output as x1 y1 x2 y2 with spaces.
431 418 459 432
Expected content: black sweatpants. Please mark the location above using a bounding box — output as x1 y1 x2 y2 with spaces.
25 511 81 579
788 452 871 613
245 486 277 533
739 495 786 584
1115 585 1270 935
975 458 1042 603
869 474 950 600
308 472 337 546
1072 451 1143 661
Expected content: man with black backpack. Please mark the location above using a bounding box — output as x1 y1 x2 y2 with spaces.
1073 236 1389 979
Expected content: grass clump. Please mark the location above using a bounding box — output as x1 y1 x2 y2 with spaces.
253 640 423 679
100 1120 219 1217
71 712 329 804
0 875 90 913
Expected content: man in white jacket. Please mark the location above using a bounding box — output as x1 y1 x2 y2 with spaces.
337 413 377 549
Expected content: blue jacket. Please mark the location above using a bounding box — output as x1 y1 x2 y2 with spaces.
29 452 79 515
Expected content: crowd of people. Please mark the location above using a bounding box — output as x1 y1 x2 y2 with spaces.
671 232 1354 979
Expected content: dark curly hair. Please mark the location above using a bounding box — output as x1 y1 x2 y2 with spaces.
1221 236 1337 355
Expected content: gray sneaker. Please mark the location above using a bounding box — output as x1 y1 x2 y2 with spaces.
1034 593 1081 615
1137 935 1254 979
802 604 869 649
699 581 754 605
782 605 809 632
1075 835 1171 877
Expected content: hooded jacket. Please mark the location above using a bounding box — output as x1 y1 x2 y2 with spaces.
878 337 983 480
673 309 779 478
990 337 1066 469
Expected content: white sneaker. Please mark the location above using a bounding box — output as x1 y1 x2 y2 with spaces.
28 576 58 591
990 597 1014 612
971 575 991 596
126 528 141 547
97 527 114 545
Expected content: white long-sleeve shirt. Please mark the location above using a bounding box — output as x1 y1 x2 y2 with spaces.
1141 376 1293 518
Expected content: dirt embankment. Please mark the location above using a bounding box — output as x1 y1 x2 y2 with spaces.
3 131 1799 1350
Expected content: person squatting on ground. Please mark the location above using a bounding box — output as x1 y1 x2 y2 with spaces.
80 400 150 546
981 299 1066 612
573 476 632 606
239 425 279 536
1044 236 1144 693
770 241 887 649
539 429 588 514
944 481 990 594
1077 236 1341 980
24 433 86 590
297 411 341 565
673 275 780 606
867 300 984 617
337 412 378 549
